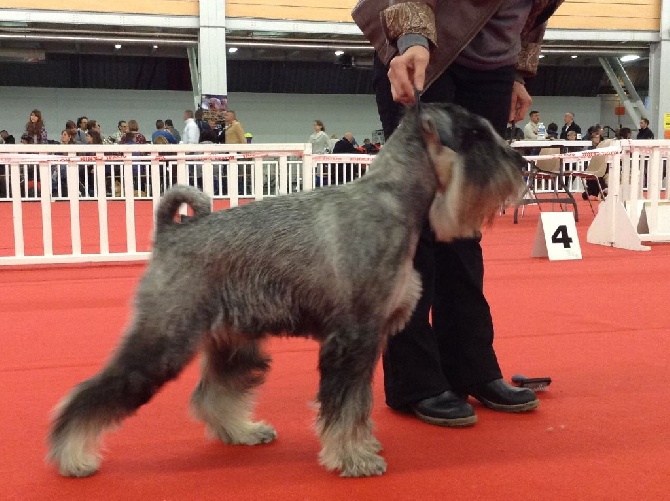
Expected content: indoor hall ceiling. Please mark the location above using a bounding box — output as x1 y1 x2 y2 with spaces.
0 21 652 96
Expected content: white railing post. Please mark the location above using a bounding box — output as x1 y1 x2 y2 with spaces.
10 162 24 257
254 157 264 201
278 155 288 195
96 153 110 255
302 143 313 192
123 153 136 253
39 162 53 257
228 159 239 207
66 158 82 256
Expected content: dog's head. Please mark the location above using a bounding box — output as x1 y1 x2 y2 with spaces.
417 103 525 241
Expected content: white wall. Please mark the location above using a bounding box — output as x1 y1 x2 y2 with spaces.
0 86 614 144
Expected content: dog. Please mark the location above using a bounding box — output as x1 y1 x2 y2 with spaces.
47 103 525 478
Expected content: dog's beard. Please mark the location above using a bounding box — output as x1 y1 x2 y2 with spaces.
429 163 485 242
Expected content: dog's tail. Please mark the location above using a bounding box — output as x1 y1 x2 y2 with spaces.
155 185 212 232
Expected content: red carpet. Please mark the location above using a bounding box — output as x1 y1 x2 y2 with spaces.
1 200 669 500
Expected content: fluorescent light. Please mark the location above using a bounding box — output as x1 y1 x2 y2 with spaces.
571 55 578 59
114 44 122 49
620 54 640 62
539 54 545 59
334 50 344 56
228 47 238 53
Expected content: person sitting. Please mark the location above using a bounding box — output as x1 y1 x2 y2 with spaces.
151 120 178 144
617 127 632 139
362 138 380 155
560 112 581 139
333 133 359 183
546 122 559 139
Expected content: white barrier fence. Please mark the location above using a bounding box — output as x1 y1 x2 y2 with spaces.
1 141 668 265
0 143 372 265
587 140 670 250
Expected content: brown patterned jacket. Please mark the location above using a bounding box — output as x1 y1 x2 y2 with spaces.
352 0 563 89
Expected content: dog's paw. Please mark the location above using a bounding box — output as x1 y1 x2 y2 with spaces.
243 421 277 445
49 450 101 478
319 446 387 477
210 420 277 445
339 452 387 478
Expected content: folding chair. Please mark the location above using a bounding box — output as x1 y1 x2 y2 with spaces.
513 147 579 223
571 139 614 215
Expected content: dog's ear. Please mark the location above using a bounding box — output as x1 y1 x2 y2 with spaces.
421 111 457 193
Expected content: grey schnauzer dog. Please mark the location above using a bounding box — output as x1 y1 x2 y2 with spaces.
47 103 525 478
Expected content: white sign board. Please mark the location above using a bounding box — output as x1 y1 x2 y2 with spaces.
532 212 582 260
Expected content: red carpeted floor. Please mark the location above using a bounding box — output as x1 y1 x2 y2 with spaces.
1 200 669 500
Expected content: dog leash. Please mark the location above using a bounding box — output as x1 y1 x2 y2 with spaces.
414 87 422 112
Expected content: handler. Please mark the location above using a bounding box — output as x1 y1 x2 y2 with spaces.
353 0 563 426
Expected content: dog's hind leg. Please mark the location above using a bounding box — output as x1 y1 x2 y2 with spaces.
190 337 277 446
315 325 386 477
47 313 206 477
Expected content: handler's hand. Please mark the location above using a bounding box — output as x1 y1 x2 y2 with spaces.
509 80 532 123
388 45 430 105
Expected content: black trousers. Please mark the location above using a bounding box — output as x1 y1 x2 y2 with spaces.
373 55 516 409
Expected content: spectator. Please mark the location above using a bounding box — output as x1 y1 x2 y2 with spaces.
87 129 103 145
110 121 128 144
362 138 379 155
194 108 211 134
560 112 581 140
333 133 359 183
309 120 330 154
224 111 246 144
0 130 15 144
25 109 48 144
618 127 632 139
74 117 88 144
52 129 73 196
637 118 654 139
332 133 358 154
182 110 200 144
151 120 178 144
126 120 147 144
165 119 181 143
546 122 559 139
523 110 540 140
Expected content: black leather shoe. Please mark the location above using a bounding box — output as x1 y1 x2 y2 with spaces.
411 391 478 427
468 379 539 412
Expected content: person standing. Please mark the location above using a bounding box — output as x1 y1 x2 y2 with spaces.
352 0 562 427
636 118 654 139
524 110 541 140
309 120 331 153
165 119 181 143
560 112 581 139
25 109 48 144
182 110 200 145
224 111 246 144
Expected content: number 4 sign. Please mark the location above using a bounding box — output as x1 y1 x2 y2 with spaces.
531 212 582 260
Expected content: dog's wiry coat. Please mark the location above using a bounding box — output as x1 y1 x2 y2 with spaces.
47 104 525 478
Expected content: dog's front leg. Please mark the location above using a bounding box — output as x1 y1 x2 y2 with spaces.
315 326 385 477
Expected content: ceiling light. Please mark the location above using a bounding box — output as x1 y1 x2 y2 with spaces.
152 45 158 50
114 44 122 49
539 54 545 59
334 50 344 56
620 54 640 62
571 55 578 59
228 47 238 53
